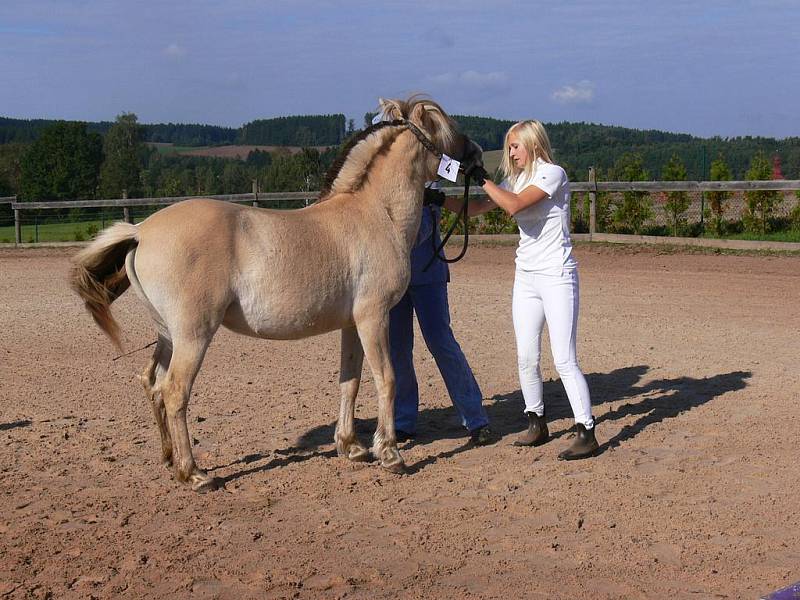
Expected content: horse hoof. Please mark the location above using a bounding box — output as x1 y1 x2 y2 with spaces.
347 445 370 462
191 474 222 494
380 458 406 475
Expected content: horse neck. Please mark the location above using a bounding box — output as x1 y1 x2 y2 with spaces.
366 130 435 250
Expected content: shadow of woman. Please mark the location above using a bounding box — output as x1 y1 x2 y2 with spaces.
491 366 752 453
221 365 751 480
593 370 751 451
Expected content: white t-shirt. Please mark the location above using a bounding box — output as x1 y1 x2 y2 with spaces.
504 158 577 273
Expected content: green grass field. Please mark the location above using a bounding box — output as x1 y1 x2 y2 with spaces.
704 229 800 243
0 219 115 243
3 216 798 245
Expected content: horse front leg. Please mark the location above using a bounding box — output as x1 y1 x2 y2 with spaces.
355 314 405 474
335 327 369 462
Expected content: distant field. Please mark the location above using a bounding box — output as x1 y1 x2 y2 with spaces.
149 143 204 155
147 143 331 159
146 141 495 164
483 149 503 176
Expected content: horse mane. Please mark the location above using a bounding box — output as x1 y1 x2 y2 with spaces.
318 95 457 200
318 122 402 199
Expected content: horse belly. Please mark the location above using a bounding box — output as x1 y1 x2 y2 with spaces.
222 288 352 340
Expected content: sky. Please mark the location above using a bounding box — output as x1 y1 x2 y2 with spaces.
1 0 799 139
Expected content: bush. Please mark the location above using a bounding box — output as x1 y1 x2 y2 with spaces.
73 229 86 242
743 152 781 234
86 223 99 238
477 208 517 234
791 192 800 232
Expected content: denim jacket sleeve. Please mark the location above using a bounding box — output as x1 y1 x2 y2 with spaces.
414 206 435 248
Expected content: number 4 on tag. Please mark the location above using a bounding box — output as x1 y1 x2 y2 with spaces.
437 154 460 182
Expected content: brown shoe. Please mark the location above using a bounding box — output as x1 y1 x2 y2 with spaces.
557 423 599 460
513 412 550 447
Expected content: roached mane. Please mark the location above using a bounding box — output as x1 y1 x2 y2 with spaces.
318 96 457 200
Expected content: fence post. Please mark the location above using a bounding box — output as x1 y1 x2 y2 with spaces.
122 190 131 223
14 206 21 245
588 167 597 240
252 180 259 208
699 191 705 236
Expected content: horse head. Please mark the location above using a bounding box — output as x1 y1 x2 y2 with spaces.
320 96 482 200
378 96 483 179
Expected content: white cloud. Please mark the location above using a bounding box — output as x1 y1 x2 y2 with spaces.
163 43 187 59
551 80 595 104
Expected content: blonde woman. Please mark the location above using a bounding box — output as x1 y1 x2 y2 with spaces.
465 120 599 460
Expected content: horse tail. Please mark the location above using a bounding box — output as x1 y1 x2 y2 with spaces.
70 222 140 351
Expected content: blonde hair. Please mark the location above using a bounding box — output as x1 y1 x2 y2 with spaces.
499 120 554 187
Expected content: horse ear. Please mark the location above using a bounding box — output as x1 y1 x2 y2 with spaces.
379 98 402 120
409 102 427 124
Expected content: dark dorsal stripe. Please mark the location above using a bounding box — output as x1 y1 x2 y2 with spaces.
318 119 406 199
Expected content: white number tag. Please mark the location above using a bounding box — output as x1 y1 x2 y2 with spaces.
437 154 460 182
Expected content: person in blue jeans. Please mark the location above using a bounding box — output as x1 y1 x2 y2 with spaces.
389 189 495 446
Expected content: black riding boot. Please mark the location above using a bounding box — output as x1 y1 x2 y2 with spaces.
557 423 599 460
513 412 549 447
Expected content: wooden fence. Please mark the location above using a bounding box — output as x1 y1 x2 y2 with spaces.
5 178 800 246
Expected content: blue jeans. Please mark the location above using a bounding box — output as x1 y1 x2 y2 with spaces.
389 282 488 434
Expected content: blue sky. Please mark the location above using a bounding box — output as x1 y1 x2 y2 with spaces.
1 0 799 138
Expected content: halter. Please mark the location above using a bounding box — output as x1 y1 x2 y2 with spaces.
368 118 443 158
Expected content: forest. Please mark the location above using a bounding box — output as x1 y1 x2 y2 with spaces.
1 111 798 242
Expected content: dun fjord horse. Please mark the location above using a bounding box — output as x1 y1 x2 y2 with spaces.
71 97 482 491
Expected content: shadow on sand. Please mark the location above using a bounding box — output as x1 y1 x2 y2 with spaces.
0 419 32 432
219 365 751 481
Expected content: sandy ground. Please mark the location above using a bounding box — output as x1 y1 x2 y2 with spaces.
1 244 798 599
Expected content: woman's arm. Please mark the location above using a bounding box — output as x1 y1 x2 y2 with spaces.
442 194 497 216
481 180 548 216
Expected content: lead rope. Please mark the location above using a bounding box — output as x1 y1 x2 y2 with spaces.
112 340 157 362
422 173 472 271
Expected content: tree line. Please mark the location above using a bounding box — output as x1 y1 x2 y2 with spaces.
452 117 800 181
0 114 347 147
0 114 340 203
1 112 798 239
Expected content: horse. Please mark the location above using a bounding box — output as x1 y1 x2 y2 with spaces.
70 96 483 492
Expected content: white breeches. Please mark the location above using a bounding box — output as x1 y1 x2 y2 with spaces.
512 268 594 428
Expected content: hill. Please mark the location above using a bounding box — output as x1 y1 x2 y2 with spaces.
0 114 346 147
2 113 799 180
453 116 800 180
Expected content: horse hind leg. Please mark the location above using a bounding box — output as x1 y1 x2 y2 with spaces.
335 327 369 462
160 336 219 493
139 335 173 468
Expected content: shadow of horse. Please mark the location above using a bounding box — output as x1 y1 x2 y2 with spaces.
219 365 751 480
0 420 32 431
217 447 338 485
